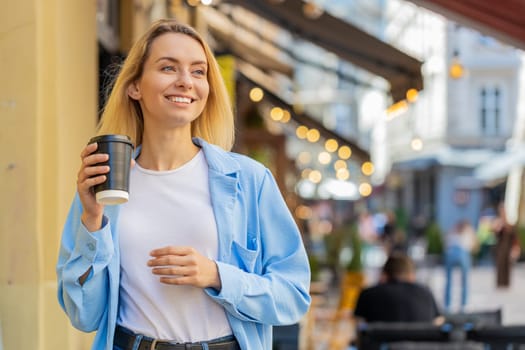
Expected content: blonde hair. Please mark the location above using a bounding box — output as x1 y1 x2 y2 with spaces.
97 19 235 150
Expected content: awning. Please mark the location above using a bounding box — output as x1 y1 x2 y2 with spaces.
220 0 424 103
474 145 525 182
201 6 294 77
406 0 525 50
392 147 497 171
237 61 370 163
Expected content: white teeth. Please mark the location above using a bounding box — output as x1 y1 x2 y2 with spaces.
167 96 191 103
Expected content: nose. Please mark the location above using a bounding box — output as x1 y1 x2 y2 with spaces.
176 70 193 89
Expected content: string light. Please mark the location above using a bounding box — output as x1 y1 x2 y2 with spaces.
270 107 284 121
296 125 308 139
338 145 352 159
302 2 324 19
359 183 372 197
248 87 378 200
406 88 418 103
449 50 464 79
295 205 313 220
386 100 408 120
411 137 423 151
297 151 312 165
301 168 312 179
324 139 338 152
361 161 374 176
281 110 291 123
249 87 264 102
308 170 322 183
318 151 331 165
334 160 347 171
336 168 350 180
306 129 320 143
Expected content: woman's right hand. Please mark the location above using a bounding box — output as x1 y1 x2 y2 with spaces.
77 142 110 232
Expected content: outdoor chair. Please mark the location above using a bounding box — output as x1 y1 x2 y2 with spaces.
356 322 452 350
386 340 485 350
466 324 525 350
444 308 502 328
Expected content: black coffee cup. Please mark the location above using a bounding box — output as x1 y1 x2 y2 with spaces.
88 134 133 205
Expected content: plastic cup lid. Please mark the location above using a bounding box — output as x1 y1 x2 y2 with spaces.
96 190 129 205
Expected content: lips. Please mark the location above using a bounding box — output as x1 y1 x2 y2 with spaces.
166 95 193 104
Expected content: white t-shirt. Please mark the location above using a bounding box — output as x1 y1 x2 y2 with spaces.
117 150 232 341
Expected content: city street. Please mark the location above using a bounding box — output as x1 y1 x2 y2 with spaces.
302 262 525 350
423 262 525 325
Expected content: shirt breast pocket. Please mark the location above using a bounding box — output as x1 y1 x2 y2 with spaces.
231 239 259 273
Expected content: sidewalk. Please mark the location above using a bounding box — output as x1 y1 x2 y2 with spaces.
302 262 525 350
421 262 525 325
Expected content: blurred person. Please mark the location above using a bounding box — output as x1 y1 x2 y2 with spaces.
381 210 399 253
443 219 477 312
475 212 496 265
56 19 311 350
492 202 518 288
353 252 443 324
358 209 378 244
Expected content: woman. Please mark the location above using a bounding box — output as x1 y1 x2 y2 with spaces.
56 19 311 350
443 219 477 312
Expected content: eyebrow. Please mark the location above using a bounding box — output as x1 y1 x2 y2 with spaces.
155 56 207 66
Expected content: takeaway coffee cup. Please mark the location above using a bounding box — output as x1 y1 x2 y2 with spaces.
89 134 133 205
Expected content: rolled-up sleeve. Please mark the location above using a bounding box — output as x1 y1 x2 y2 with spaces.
56 194 114 331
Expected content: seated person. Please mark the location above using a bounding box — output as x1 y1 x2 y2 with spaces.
354 252 444 325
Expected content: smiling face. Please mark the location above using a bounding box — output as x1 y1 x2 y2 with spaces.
128 32 209 133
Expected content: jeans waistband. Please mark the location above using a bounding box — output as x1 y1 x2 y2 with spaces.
114 325 240 350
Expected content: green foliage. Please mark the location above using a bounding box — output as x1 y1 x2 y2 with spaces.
323 225 345 270
517 226 525 260
245 105 264 129
425 221 443 255
346 225 363 272
308 252 321 281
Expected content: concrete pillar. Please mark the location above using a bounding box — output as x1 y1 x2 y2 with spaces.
1 0 97 349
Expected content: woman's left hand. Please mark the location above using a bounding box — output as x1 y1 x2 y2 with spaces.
148 246 221 290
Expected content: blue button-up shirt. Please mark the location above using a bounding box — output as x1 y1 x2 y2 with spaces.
57 138 311 350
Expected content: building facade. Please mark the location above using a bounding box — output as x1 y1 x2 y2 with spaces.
374 0 523 237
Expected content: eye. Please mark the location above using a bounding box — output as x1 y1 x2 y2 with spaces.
161 66 175 72
193 68 207 76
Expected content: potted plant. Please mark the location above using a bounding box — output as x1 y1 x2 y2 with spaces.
338 224 366 311
424 221 443 265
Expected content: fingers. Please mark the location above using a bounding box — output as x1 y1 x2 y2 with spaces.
80 142 98 159
77 143 110 189
148 253 198 285
147 248 196 267
147 246 218 287
77 142 108 223
151 265 197 279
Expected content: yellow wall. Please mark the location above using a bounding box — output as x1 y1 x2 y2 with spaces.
1 0 97 348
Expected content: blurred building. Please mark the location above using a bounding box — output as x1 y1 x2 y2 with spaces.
372 0 524 235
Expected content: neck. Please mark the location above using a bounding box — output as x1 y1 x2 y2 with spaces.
137 132 200 171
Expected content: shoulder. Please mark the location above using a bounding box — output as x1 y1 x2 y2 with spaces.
359 284 383 298
198 138 268 176
230 152 267 173
196 138 270 182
